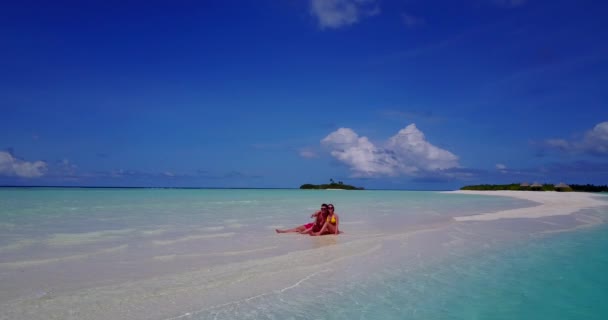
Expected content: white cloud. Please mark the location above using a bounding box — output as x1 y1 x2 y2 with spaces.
545 138 571 150
321 124 459 177
543 121 608 155
0 151 47 178
387 124 459 171
310 0 379 29
583 121 608 154
496 163 508 174
299 149 318 158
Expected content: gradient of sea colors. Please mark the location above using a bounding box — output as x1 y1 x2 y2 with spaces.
0 188 607 319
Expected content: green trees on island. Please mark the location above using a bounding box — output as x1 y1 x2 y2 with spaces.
461 183 608 192
567 184 608 192
300 179 364 190
300 180 606 192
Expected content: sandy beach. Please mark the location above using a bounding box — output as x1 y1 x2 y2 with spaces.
1 189 607 320
449 190 608 221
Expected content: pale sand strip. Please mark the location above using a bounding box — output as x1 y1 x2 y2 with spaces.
152 232 235 246
448 190 607 221
153 246 279 261
46 228 135 247
0 239 37 253
0 244 128 269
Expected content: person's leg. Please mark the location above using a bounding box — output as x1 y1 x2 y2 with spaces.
311 221 330 236
276 225 306 233
299 226 314 234
326 224 338 235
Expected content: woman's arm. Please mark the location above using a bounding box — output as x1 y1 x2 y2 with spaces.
334 214 340 234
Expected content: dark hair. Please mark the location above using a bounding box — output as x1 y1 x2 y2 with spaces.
321 203 328 208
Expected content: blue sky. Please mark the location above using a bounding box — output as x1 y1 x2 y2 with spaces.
1 0 607 190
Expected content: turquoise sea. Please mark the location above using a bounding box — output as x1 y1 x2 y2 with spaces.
0 188 607 319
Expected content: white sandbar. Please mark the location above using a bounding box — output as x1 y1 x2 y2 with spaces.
449 190 607 221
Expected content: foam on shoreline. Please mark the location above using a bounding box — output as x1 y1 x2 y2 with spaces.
448 190 608 221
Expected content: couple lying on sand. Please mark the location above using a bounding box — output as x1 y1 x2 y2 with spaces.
276 203 340 236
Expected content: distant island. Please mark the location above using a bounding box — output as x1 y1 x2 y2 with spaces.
300 179 364 190
461 183 608 193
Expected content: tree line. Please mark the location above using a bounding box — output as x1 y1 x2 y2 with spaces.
300 179 364 190
461 183 608 192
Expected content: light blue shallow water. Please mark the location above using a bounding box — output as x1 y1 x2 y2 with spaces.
0 188 607 319
184 222 608 320
0 188 536 255
297 222 608 320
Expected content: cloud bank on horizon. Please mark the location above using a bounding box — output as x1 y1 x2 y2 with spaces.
543 121 608 155
0 152 47 178
321 124 459 177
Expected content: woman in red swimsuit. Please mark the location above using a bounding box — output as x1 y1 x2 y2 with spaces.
276 204 328 234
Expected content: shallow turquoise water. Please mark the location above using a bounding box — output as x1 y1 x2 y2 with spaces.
0 188 606 319
320 223 608 320
0 188 535 245
193 223 608 320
